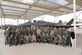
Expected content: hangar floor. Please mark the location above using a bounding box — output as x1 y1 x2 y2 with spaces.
0 29 81 55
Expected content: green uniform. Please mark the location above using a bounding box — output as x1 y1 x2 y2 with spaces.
16 30 22 37
57 29 63 45
57 29 63 36
50 30 54 36
54 29 58 36
63 30 70 46
4 30 10 38
41 29 44 35
4 30 10 45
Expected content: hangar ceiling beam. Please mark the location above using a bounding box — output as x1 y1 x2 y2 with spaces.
67 0 82 7
45 0 73 10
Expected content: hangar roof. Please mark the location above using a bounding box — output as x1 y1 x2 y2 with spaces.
0 0 82 20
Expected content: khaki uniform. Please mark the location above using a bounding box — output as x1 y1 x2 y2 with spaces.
32 35 36 42
36 29 41 35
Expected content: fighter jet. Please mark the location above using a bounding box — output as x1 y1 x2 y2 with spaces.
18 18 74 28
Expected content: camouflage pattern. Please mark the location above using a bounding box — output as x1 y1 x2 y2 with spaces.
4 26 71 47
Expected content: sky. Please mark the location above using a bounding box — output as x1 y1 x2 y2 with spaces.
0 11 82 25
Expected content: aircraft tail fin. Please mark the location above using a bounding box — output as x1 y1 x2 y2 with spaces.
66 18 74 25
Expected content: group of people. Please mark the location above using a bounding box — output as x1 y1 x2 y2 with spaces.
4 26 75 47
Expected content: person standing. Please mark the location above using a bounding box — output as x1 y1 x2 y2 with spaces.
69 28 75 48
63 28 71 47
53 27 58 45
4 27 11 45
49 27 54 44
57 27 63 45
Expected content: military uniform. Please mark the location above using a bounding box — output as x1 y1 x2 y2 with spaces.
19 34 24 45
36 29 41 42
50 30 54 36
4 29 10 45
63 29 71 46
49 29 54 43
8 34 14 46
10 29 16 44
53 29 59 44
57 29 63 45
15 29 22 45
40 33 46 43
23 35 28 43
28 34 32 43
32 34 36 42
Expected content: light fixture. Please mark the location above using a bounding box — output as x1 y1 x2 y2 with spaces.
22 0 35 4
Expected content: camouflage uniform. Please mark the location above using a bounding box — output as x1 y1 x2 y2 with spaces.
49 29 54 43
36 28 41 42
19 34 24 45
53 29 59 44
40 33 46 43
57 29 63 45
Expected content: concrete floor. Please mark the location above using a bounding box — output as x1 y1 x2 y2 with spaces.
76 34 82 48
76 28 82 48
0 29 81 55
